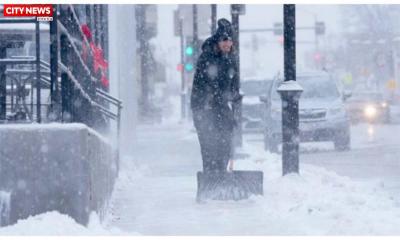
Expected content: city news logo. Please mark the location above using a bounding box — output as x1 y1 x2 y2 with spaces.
3 4 53 21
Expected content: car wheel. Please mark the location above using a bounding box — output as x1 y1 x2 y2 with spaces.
334 128 351 151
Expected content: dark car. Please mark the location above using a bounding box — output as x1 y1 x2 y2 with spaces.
260 71 351 153
345 91 390 123
241 79 272 133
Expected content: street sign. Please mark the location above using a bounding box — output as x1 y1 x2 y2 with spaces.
315 21 325 35
178 5 211 38
136 5 158 40
145 5 158 38
231 4 246 15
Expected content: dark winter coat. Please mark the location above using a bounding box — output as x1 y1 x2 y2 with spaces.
190 36 240 131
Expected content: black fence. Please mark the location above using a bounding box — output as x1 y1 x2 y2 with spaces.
0 5 122 139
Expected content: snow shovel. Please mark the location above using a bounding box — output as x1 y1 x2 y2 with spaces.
196 168 263 202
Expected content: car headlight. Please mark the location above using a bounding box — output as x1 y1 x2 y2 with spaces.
364 105 377 119
381 102 388 108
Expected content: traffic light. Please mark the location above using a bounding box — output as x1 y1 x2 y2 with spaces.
184 44 195 72
184 63 194 71
278 36 284 46
177 64 184 72
185 46 194 56
315 21 325 35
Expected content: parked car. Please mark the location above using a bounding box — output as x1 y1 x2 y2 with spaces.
241 79 272 133
260 71 351 153
345 91 390 123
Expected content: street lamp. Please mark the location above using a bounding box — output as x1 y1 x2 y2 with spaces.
279 4 303 176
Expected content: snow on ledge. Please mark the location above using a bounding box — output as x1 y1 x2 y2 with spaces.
0 123 112 146
0 122 88 130
277 80 304 92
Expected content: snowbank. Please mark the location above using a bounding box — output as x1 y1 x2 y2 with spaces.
234 142 400 235
0 211 128 235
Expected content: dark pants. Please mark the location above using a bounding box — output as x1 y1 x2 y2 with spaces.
193 109 233 173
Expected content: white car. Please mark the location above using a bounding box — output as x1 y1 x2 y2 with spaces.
260 71 351 152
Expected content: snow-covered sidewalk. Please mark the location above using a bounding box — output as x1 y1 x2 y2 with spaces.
104 122 400 235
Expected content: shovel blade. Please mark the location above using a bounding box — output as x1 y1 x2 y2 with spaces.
196 170 263 202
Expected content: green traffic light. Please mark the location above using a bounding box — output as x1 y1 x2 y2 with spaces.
185 63 194 71
185 46 194 56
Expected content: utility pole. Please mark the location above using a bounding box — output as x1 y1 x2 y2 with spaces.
190 4 199 121
278 4 303 176
211 4 217 35
193 5 199 61
179 16 186 120
231 4 243 147
136 5 150 120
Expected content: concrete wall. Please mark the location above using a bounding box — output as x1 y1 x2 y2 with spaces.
0 123 117 226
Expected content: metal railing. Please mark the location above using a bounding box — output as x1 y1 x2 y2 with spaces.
0 5 122 144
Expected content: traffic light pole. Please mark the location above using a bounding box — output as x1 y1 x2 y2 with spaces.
192 5 199 60
278 4 303 176
190 5 199 121
231 5 243 147
179 18 186 120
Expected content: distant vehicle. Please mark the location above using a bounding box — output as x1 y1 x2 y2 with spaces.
240 79 272 133
345 91 390 124
260 71 351 153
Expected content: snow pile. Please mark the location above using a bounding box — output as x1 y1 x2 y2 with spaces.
0 211 128 236
234 142 400 235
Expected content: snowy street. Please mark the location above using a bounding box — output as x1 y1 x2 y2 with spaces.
302 123 400 189
103 117 400 235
